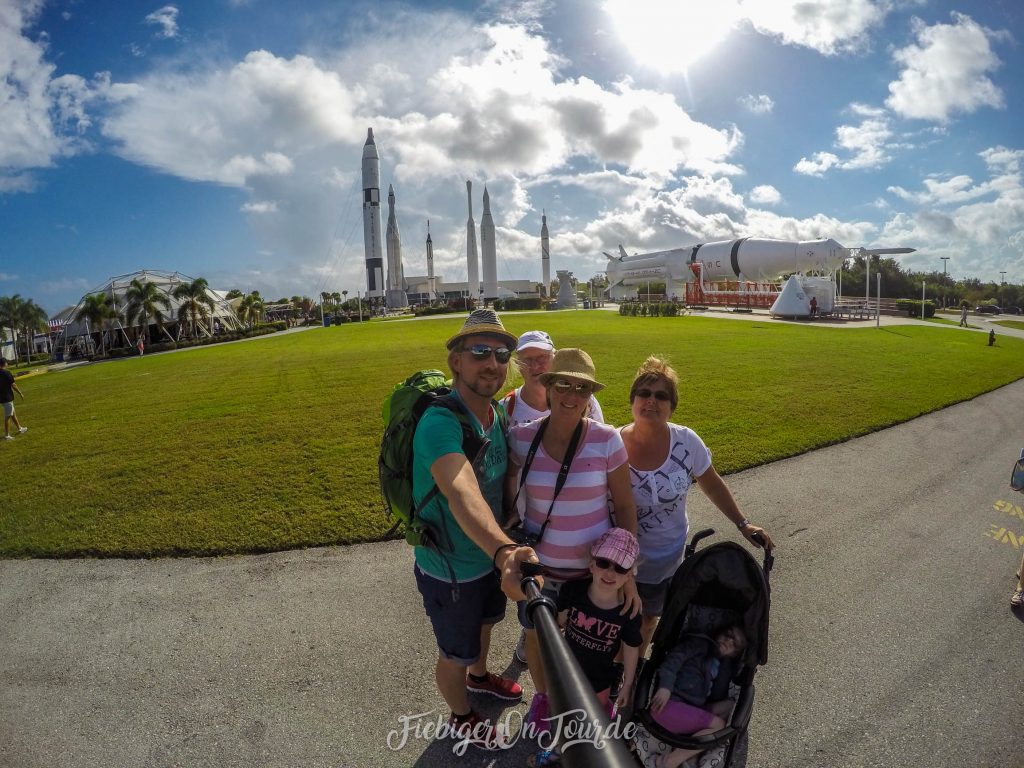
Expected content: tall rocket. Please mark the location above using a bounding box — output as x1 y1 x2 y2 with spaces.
385 184 408 308
466 180 480 302
480 186 498 301
541 210 551 297
361 128 384 299
426 221 436 301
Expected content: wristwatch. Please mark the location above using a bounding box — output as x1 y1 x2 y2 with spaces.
735 518 750 530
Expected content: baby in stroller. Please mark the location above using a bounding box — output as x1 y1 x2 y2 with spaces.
650 624 748 768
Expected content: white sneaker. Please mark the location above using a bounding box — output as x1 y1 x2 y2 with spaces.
2 435 12 440
17 427 27 434
515 629 528 665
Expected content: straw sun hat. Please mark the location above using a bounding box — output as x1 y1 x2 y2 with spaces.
446 308 518 351
538 348 605 392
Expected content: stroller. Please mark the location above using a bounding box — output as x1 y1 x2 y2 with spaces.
630 528 774 768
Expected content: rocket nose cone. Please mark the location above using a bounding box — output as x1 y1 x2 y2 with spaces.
366 127 375 144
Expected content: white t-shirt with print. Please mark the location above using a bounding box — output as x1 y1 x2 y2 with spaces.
501 386 606 427
623 423 713 584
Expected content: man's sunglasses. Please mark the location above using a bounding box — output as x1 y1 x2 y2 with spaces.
635 388 671 402
465 344 512 363
552 379 594 395
594 557 631 575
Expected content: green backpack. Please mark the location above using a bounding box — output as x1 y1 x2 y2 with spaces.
378 370 506 548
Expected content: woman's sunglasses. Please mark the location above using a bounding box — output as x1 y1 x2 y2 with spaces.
594 557 631 575
635 388 671 402
465 344 512 363
552 379 594 395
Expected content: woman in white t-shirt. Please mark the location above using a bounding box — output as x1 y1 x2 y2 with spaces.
619 356 775 654
500 330 605 427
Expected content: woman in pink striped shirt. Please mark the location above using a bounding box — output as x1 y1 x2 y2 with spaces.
505 348 638 735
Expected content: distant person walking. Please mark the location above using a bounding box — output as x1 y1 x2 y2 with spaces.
137 336 145 356
960 304 969 327
0 357 28 441
809 296 818 318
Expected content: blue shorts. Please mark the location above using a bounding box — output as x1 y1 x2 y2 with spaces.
637 577 673 617
415 565 506 666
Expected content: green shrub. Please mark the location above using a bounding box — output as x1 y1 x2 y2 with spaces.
494 297 544 312
896 299 936 318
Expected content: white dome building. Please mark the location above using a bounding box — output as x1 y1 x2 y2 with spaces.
51 270 243 359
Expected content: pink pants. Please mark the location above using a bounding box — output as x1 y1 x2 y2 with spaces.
651 699 715 734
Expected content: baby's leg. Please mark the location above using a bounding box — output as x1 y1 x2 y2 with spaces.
655 715 726 768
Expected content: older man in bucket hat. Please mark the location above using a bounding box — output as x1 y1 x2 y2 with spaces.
412 308 542 749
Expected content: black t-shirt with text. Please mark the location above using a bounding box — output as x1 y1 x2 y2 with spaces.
557 578 642 693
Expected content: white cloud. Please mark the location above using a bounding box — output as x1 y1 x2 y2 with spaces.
0 272 18 281
878 145 1024 276
241 201 279 214
794 152 839 176
886 13 1007 122
740 0 889 55
749 185 781 205
794 106 893 175
144 6 180 40
738 94 774 114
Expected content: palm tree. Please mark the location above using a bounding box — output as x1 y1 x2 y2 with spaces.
172 278 216 339
18 299 48 358
0 294 25 364
237 292 263 329
74 293 117 354
124 278 171 344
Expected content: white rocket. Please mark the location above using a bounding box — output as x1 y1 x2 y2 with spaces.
480 186 498 301
361 128 384 299
605 236 914 306
541 211 551 297
426 220 436 301
385 184 408 308
466 181 480 302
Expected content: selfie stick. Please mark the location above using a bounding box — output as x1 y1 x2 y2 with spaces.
522 570 635 768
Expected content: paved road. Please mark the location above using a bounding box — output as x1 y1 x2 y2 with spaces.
2 380 1023 768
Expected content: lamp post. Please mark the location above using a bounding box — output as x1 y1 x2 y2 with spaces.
940 257 950 308
1000 271 1007 312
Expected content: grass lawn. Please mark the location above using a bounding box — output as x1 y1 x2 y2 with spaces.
3 313 1024 558
993 319 1024 331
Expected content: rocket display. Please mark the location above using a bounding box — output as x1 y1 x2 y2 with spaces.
465 181 480 302
361 128 384 300
385 184 408 308
426 221 436 301
541 211 550 297
480 186 498 301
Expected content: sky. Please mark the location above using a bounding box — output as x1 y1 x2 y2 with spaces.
1 0 1022 315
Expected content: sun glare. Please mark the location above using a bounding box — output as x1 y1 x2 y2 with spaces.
604 0 741 73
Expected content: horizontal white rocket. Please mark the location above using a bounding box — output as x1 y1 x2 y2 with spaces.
605 237 914 300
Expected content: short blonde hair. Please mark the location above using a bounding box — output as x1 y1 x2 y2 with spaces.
629 355 679 411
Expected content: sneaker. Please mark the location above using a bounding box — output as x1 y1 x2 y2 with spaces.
445 710 504 750
17 427 27 434
1012 588 1024 608
525 691 551 738
466 671 523 701
2 435 12 441
515 629 528 665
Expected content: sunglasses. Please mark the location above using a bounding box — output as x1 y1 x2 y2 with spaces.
635 388 671 402
594 557 631 575
552 379 594 395
465 344 512 363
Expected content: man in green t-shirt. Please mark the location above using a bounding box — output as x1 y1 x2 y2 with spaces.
412 308 539 748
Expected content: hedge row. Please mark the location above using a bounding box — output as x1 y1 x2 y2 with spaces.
895 299 936 318
96 325 284 359
493 297 544 311
618 302 685 317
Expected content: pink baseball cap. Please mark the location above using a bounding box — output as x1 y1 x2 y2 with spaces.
516 330 554 353
591 527 639 570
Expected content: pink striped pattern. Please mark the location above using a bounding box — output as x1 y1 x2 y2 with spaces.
509 419 627 578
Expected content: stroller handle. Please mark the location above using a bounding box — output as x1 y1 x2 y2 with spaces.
686 527 774 575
